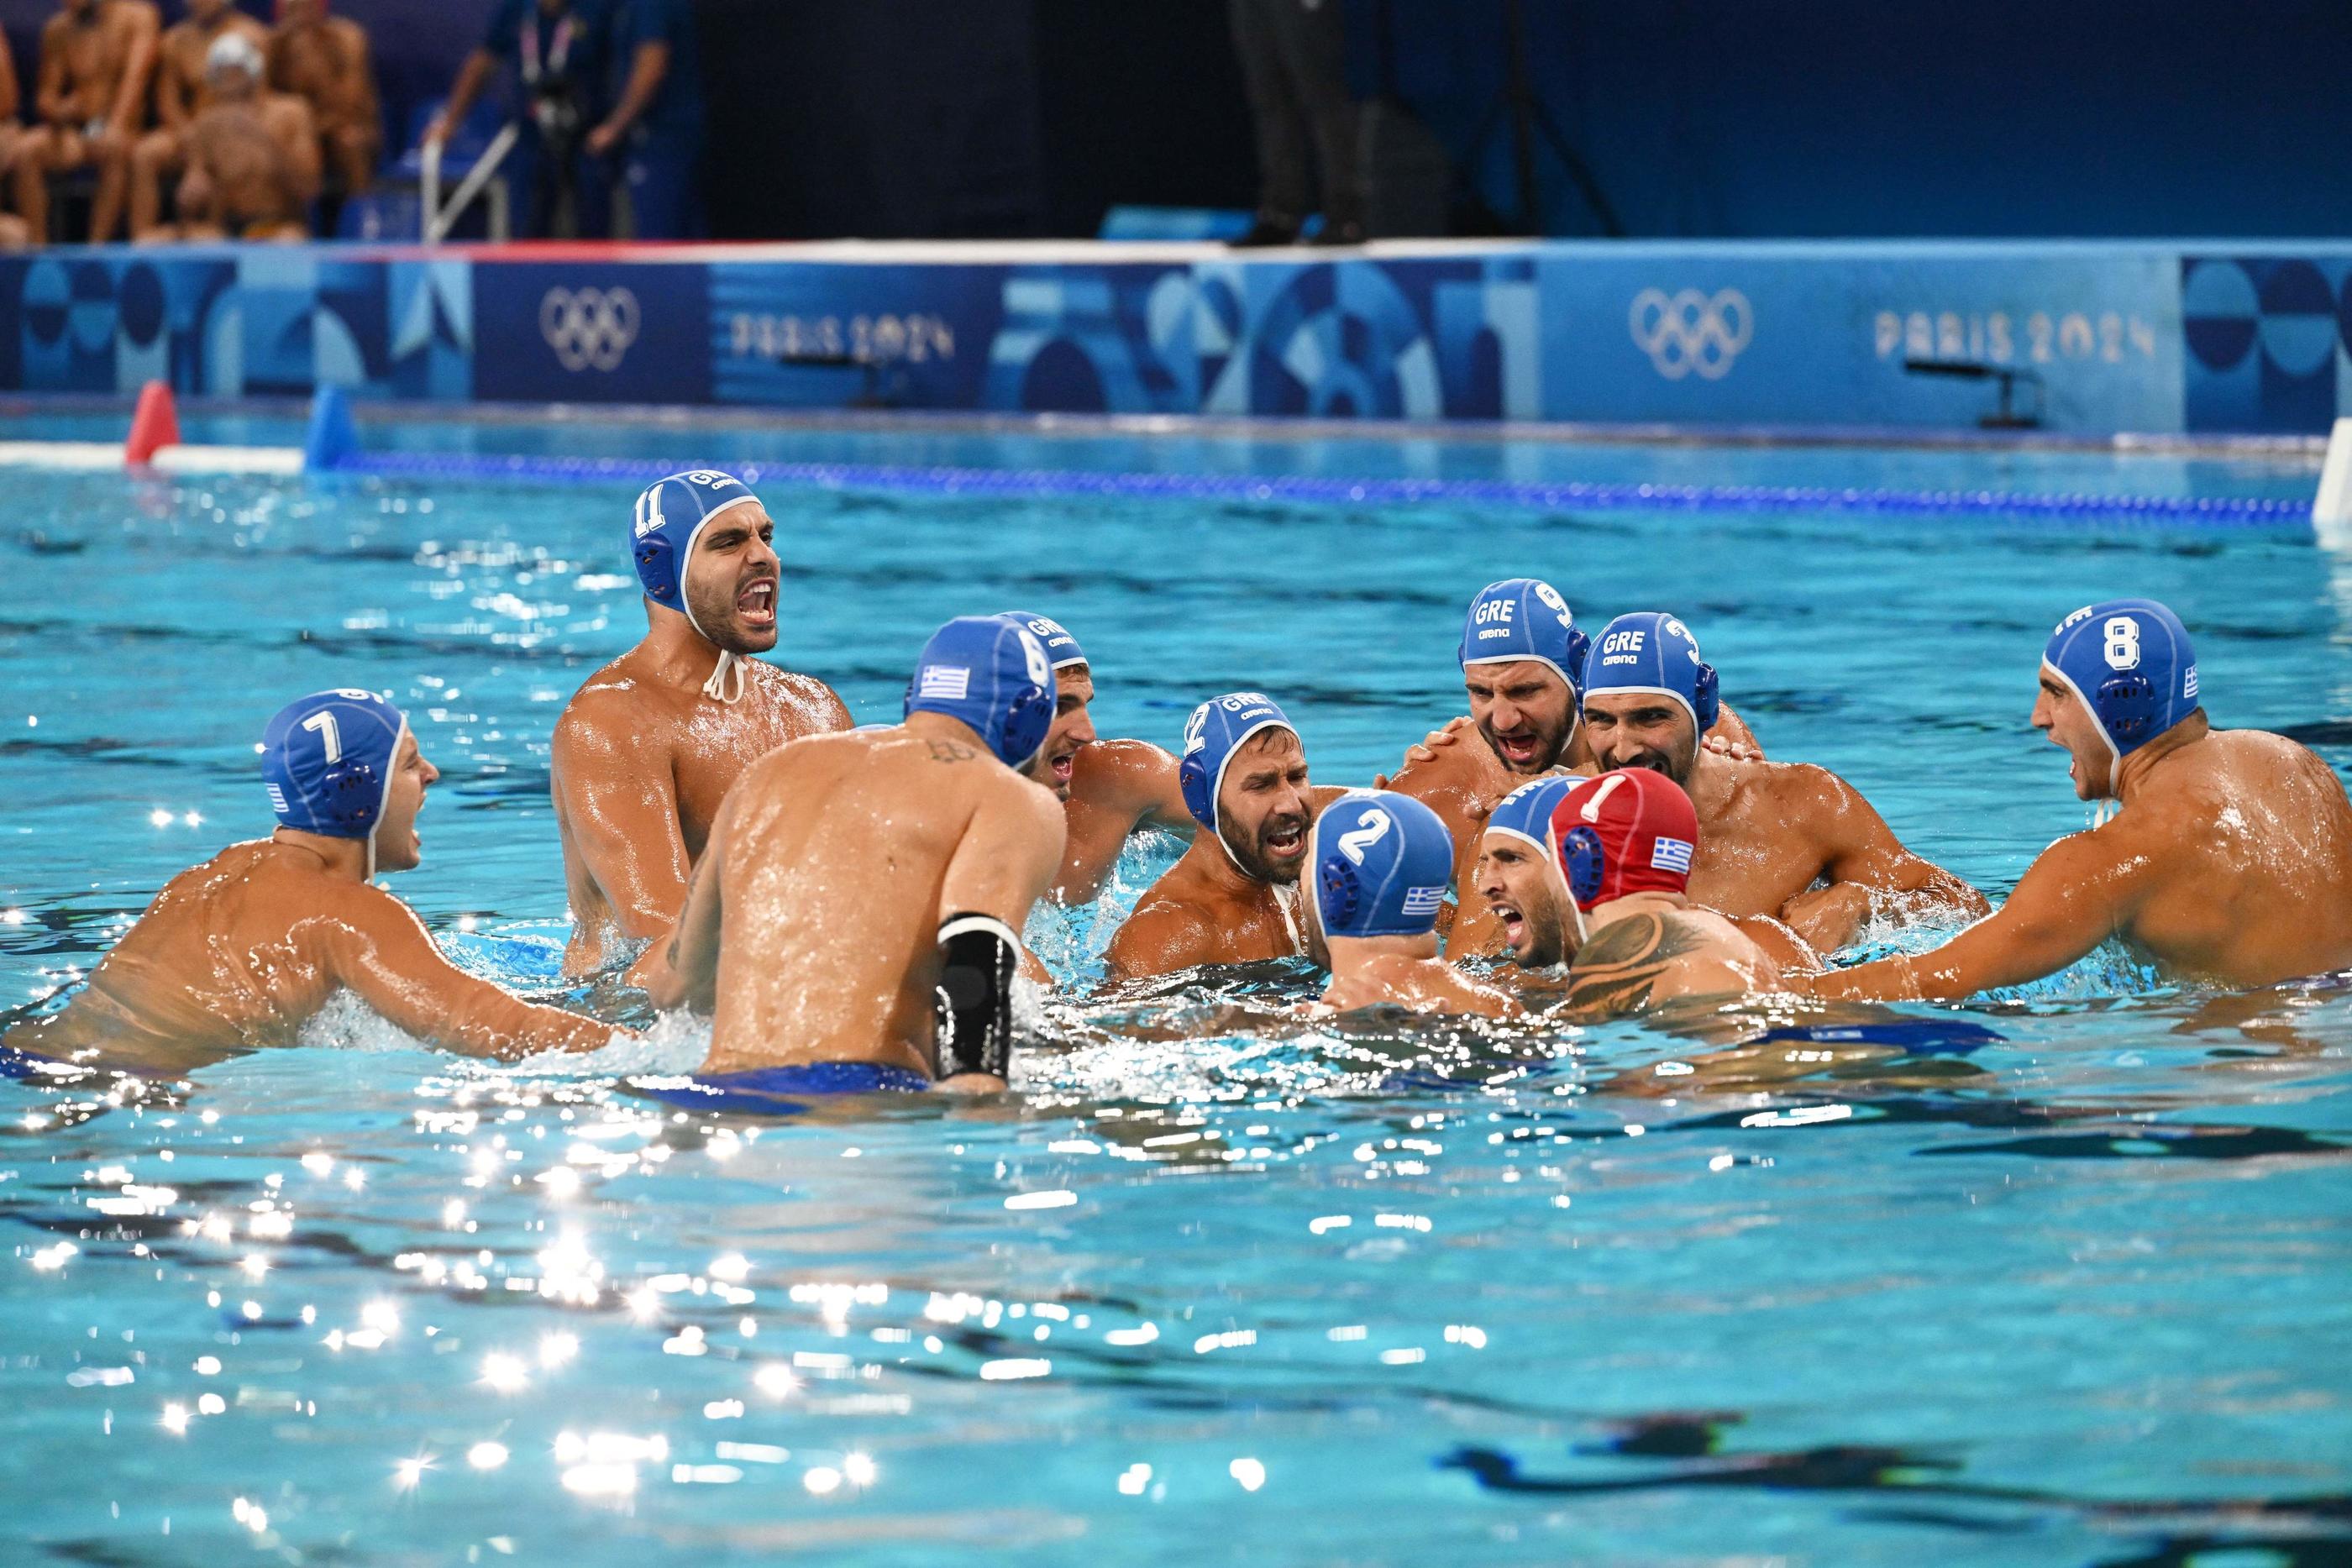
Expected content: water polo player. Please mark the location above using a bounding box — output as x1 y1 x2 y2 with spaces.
1579 611 1986 953
1810 599 2352 999
4 690 629 1073
1550 768 1793 1019
551 470 849 978
1102 691 1333 978
1383 579 1759 957
993 611 1195 904
638 616 1065 1094
1308 789 1517 1018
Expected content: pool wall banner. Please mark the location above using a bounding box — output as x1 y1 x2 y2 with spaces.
3 242 2346 438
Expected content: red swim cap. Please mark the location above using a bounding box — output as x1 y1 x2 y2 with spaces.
1548 768 1699 911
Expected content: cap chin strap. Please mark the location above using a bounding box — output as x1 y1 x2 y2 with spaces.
679 590 743 704
363 716 409 882
2040 658 2122 799
674 506 753 705
1272 880 1303 955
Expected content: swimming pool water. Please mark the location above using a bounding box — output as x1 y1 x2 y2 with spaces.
3 416 2348 1564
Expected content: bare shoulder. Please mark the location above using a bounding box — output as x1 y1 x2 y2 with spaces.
554 661 668 747
1105 887 1213 971
1384 736 1490 810
748 664 852 726
989 768 1068 837
1564 911 1709 1015
1074 737 1176 796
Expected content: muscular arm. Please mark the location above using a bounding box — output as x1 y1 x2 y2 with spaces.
1807 827 2146 1004
154 38 191 131
332 23 379 127
1128 743 1195 833
106 3 159 135
273 96 321 204
596 39 669 141
550 693 690 942
433 49 497 139
1100 897 1218 982
318 889 626 1060
37 25 71 124
935 779 1066 1088
1778 767 1989 951
638 790 730 1012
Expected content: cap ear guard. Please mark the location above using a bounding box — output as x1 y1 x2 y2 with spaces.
1563 825 1606 906
635 534 682 607
1179 751 1214 831
1691 658 1720 732
1001 683 1055 771
1317 854 1362 932
2097 672 2159 742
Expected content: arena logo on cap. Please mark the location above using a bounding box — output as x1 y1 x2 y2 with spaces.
541 286 641 373
1630 287 1752 380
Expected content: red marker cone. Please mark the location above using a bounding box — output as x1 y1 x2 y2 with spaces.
125 380 181 466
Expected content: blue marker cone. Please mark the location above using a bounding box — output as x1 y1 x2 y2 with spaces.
302 385 360 473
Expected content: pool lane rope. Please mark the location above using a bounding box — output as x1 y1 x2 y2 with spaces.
335 449 2315 525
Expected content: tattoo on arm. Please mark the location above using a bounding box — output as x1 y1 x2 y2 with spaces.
927 739 979 764
1565 914 1702 1018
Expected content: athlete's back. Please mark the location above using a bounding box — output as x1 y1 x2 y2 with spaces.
678 725 1064 1077
2112 729 2352 983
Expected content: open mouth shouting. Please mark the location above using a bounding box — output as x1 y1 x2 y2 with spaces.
1483 720 1554 773
1488 894 1525 950
736 578 777 632
1260 815 1308 863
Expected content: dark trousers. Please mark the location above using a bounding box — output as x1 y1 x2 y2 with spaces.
515 127 612 240
1228 0 1363 230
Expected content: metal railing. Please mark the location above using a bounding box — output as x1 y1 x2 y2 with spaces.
419 123 521 244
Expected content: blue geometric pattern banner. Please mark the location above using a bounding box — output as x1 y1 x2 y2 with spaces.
3 243 2347 435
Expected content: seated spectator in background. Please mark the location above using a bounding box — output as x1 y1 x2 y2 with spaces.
427 0 608 240
585 0 701 239
129 0 266 240
0 28 33 247
166 31 316 241
266 0 380 203
1226 0 1363 247
16 0 160 244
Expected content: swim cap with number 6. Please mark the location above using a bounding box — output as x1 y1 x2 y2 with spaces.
904 616 1055 769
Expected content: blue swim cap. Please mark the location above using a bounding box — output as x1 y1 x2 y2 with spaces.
630 469 763 617
1485 774 1576 851
1178 692 1299 838
1458 578 1590 695
261 689 407 841
1583 612 1720 732
997 611 1089 670
2043 598 2200 787
905 616 1055 769
1313 789 1454 940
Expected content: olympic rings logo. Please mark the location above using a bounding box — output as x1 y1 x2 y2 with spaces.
539 286 641 373
1628 287 1752 380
